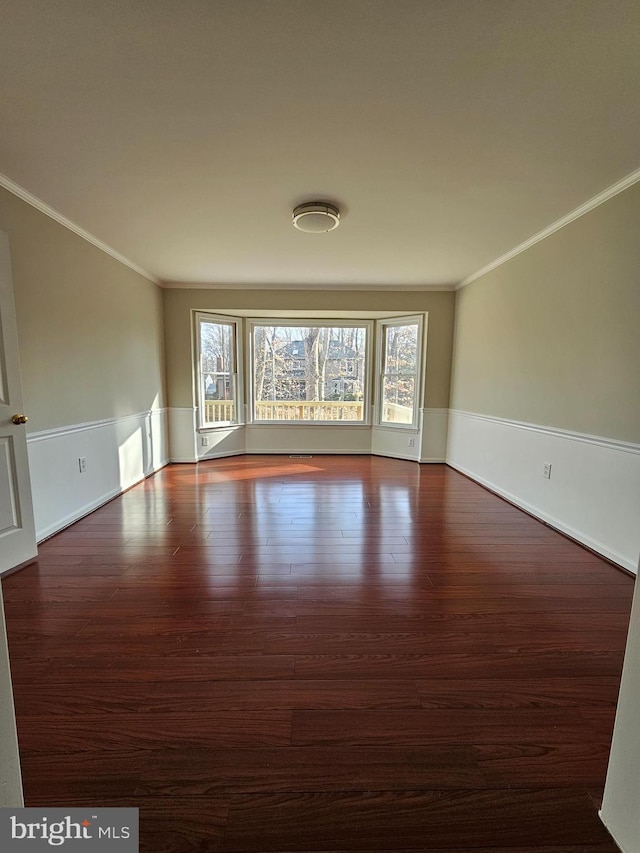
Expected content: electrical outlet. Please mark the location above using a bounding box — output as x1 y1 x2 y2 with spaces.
408 438 415 448
78 457 87 474
201 436 209 447
543 463 552 479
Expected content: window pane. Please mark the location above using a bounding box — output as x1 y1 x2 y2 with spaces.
382 376 415 424
200 320 236 424
253 325 367 422
384 323 418 373
202 375 236 423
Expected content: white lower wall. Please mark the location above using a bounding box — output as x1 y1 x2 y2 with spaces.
198 425 246 460
447 409 640 573
170 407 450 462
245 424 371 455
169 407 198 462
420 408 448 462
372 425 420 462
27 408 168 541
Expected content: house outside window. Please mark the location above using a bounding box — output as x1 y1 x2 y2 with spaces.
378 316 423 429
196 313 241 427
250 323 371 422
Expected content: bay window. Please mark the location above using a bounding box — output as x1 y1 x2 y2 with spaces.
195 312 425 433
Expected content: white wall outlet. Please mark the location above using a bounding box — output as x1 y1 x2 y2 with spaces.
78 457 87 473
543 463 552 479
201 436 209 447
408 438 415 448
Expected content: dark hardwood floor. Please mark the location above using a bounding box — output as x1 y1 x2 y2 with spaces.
2 455 634 852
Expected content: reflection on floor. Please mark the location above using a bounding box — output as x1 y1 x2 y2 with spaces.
2 456 634 852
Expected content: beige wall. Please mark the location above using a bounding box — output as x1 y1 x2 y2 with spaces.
450 182 640 443
0 188 165 432
163 288 455 410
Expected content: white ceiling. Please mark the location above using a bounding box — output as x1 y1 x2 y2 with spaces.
1 0 639 288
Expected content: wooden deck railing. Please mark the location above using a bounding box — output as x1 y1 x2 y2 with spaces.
382 402 414 424
203 400 411 424
203 400 235 423
255 401 364 421
202 400 364 423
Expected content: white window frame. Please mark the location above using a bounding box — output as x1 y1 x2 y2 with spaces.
195 312 243 430
247 319 373 425
376 314 424 430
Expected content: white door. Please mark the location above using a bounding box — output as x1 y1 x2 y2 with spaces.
0 230 36 574
0 230 31 806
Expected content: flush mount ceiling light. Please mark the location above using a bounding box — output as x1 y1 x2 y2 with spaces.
292 201 340 233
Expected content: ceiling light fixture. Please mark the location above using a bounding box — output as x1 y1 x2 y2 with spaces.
292 201 340 233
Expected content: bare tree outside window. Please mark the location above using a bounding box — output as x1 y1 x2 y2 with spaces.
252 325 367 421
381 322 419 425
199 318 238 424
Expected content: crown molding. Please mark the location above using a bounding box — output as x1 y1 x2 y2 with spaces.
160 281 456 291
6 161 638 296
0 173 160 285
457 165 640 290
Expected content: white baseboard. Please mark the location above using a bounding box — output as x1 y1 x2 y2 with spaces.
371 450 423 462
447 409 640 573
448 459 634 571
175 449 375 462
197 449 246 461
247 449 372 456
27 409 168 541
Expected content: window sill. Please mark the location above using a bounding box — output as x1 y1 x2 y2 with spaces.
374 423 420 432
199 423 245 432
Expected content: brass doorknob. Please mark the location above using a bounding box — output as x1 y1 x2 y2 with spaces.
12 414 28 425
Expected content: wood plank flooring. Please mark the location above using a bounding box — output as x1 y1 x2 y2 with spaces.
2 455 634 852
